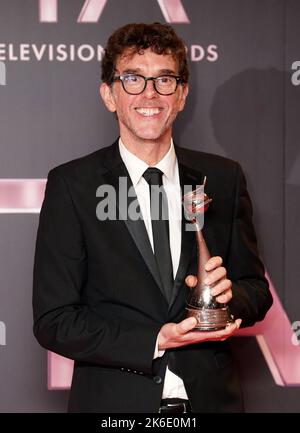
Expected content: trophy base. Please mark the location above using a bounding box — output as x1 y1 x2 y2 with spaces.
186 306 233 331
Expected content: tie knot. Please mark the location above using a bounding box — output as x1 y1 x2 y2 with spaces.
143 167 164 187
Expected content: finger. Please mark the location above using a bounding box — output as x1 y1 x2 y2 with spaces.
211 279 232 296
204 267 227 286
205 256 222 272
217 319 242 336
185 323 236 342
178 317 198 334
217 321 240 340
222 321 239 334
211 321 238 336
215 290 232 304
235 318 242 328
185 275 197 288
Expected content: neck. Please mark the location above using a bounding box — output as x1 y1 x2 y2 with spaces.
120 136 171 166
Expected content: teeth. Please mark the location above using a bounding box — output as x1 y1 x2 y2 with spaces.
136 108 161 116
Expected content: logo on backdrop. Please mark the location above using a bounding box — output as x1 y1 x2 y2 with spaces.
38 0 190 23
291 61 300 86
0 61 6 85
0 321 6 346
0 0 219 63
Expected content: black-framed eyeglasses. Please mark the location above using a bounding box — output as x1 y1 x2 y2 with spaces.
112 74 184 95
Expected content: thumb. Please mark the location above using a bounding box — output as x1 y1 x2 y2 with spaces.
235 319 242 328
179 317 197 334
185 275 197 288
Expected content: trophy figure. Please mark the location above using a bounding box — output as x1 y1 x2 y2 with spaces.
183 179 233 331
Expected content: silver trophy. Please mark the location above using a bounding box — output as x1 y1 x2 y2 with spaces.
183 178 233 331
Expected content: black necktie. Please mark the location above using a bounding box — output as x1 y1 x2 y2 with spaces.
143 168 174 304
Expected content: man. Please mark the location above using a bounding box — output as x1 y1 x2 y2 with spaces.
33 22 272 413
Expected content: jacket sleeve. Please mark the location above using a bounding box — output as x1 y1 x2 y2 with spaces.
227 163 273 327
32 169 160 373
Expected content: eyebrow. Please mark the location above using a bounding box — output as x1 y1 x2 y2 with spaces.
120 68 177 76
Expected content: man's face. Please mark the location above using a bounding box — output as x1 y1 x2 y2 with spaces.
100 48 188 146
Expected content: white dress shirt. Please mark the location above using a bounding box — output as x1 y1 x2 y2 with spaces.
119 138 188 400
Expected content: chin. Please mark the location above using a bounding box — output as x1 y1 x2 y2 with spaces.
134 129 167 141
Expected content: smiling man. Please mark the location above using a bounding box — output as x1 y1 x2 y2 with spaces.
100 48 187 161
33 23 272 413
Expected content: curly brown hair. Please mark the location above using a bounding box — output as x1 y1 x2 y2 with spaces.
101 22 189 84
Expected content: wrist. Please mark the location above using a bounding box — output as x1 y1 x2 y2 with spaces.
157 327 168 351
154 334 166 358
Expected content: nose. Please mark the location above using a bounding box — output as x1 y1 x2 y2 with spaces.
143 78 157 97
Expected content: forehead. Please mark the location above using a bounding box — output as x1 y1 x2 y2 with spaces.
115 48 178 74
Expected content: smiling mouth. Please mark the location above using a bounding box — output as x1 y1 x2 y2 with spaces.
135 108 162 117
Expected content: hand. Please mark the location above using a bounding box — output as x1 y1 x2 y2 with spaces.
186 255 233 304
157 256 241 351
158 317 242 350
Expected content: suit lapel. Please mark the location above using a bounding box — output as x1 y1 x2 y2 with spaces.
99 142 164 294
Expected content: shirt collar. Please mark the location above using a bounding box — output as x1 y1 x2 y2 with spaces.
118 138 177 187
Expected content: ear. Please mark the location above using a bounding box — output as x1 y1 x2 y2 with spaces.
178 83 189 112
100 83 116 112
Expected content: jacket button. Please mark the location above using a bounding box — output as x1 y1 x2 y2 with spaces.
153 375 162 384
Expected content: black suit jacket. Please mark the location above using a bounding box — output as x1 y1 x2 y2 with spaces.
32 141 272 413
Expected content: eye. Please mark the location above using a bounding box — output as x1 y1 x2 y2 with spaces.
157 76 173 85
123 74 140 84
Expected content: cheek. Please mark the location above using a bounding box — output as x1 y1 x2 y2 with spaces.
114 99 128 116
112 90 130 111
115 95 135 114
169 98 185 116
115 103 135 125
